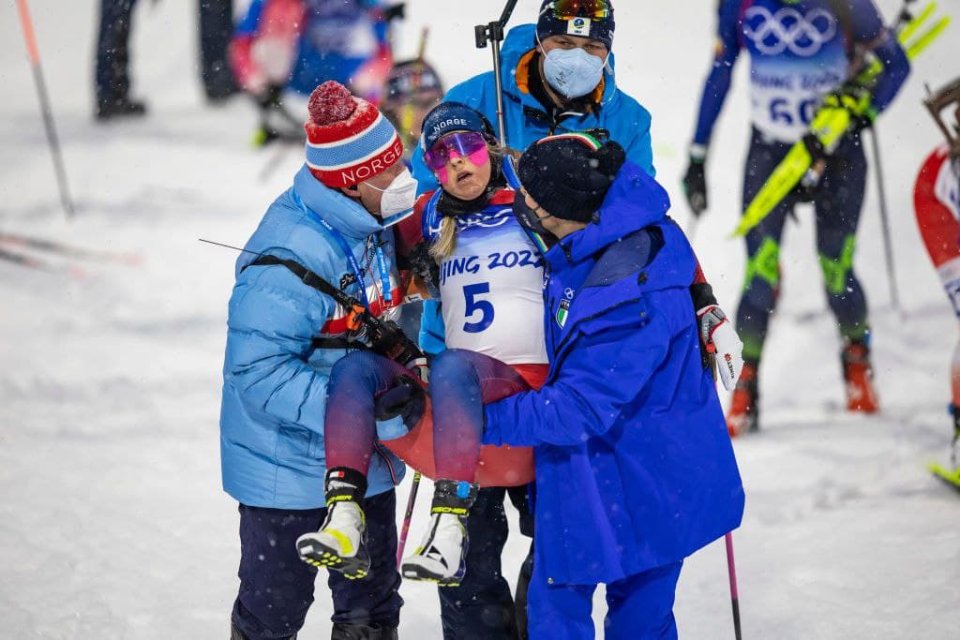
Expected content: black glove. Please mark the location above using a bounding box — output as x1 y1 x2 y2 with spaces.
365 319 424 368
374 377 425 428
682 152 708 217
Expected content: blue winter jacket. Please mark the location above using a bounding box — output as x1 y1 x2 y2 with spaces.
220 165 405 509
411 24 656 192
482 162 745 586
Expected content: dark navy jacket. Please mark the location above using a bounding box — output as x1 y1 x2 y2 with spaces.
482 162 745 585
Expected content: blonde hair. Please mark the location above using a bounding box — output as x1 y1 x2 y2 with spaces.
429 144 508 263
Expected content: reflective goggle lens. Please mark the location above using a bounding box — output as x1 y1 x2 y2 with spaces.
424 132 488 171
547 0 611 20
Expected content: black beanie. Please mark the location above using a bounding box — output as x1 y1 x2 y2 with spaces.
518 135 626 222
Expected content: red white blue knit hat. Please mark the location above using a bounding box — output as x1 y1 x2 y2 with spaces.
305 81 404 188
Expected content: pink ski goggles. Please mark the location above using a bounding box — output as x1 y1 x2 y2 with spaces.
424 132 490 172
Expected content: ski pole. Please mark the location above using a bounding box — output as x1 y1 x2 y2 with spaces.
396 471 422 565
724 532 743 640
475 0 519 146
15 0 75 218
868 127 900 310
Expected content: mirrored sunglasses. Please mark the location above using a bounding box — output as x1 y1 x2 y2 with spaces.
544 0 611 20
424 132 488 171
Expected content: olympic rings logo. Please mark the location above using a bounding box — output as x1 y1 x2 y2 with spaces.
743 6 837 56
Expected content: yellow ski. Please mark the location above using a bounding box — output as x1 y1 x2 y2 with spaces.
928 461 960 492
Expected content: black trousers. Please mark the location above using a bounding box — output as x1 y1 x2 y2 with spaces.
95 0 138 104
232 491 403 640
198 0 237 98
439 486 534 640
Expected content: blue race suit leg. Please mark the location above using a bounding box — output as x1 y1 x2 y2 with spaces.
736 128 796 363
325 350 412 475
813 133 870 342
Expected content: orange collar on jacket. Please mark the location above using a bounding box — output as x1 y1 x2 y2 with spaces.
514 48 605 109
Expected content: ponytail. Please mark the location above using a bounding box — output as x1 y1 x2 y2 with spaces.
430 216 459 262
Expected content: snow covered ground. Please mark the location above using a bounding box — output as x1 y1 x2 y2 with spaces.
1 1 958 638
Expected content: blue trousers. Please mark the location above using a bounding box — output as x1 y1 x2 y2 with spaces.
231 491 403 640
737 127 869 361
527 561 683 640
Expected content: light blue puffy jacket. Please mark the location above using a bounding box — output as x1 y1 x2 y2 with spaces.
220 165 405 509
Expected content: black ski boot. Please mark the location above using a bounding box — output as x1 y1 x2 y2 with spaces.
331 622 398 639
231 623 296 639
95 96 147 122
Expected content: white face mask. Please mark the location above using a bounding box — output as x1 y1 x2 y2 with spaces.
366 167 418 217
542 46 608 100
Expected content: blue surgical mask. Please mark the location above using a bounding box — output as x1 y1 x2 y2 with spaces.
542 47 607 100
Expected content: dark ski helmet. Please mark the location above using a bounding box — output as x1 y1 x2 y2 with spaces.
383 59 444 102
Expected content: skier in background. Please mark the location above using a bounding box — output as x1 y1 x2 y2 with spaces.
95 0 239 120
380 58 444 162
682 0 911 435
229 0 398 143
914 77 960 479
